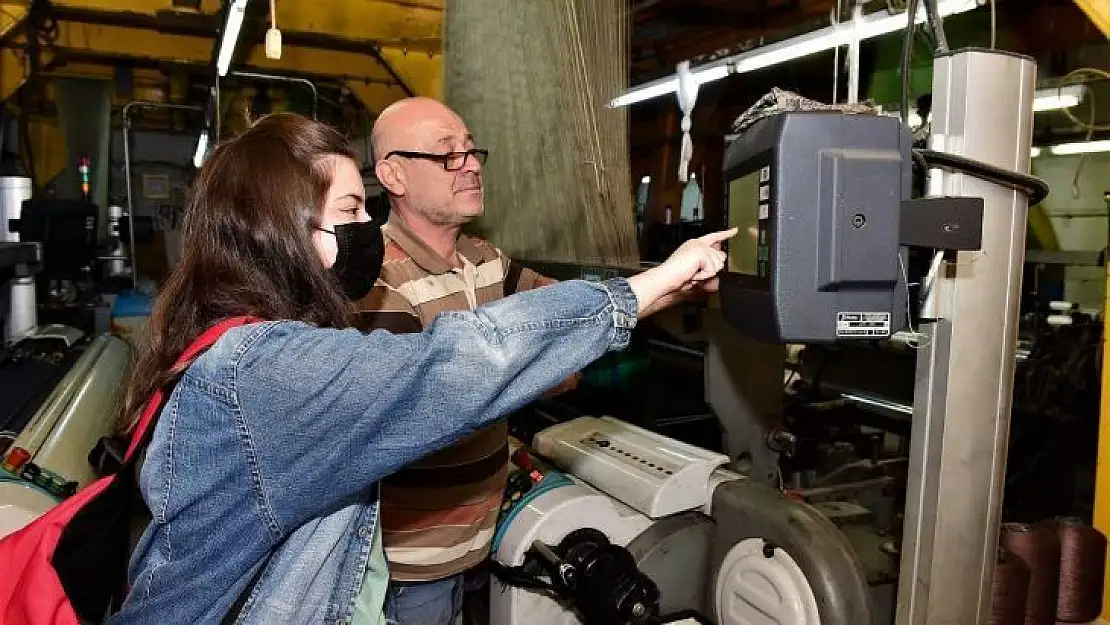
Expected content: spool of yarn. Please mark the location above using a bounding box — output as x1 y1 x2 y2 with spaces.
1054 517 1107 622
990 548 1030 625
1001 522 1060 625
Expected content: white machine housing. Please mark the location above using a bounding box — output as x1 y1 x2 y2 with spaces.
1 332 132 537
495 417 833 625
533 416 730 518
491 478 655 625
11 332 131 487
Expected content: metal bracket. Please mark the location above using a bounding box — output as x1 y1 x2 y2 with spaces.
0 241 41 273
899 197 984 251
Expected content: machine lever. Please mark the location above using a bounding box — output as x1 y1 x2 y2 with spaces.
496 530 661 625
531 539 578 587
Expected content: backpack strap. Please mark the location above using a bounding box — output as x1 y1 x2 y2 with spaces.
123 316 262 462
503 261 524 298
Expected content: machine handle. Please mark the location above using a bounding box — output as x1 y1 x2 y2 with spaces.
531 540 578 587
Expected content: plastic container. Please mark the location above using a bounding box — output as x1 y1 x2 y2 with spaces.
111 291 153 349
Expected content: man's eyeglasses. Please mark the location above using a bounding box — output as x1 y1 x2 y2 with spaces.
383 148 489 172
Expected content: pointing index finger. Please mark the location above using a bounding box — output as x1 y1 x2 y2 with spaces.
702 228 739 244
701 227 739 250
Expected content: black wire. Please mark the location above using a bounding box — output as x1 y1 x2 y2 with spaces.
488 560 557 592
923 0 950 53
900 0 920 126
18 84 35 191
914 148 1051 205
911 149 928 174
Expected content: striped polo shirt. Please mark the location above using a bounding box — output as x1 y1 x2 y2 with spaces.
353 217 554 582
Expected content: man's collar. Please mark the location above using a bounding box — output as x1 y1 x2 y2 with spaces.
383 215 488 274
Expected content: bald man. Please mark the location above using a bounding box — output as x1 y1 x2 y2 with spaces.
354 97 576 625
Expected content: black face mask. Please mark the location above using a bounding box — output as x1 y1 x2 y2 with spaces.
318 221 384 301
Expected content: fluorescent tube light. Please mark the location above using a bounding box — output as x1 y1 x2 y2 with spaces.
1031 140 1110 158
1032 85 1085 112
1045 139 1110 156
216 0 249 77
610 0 980 108
193 130 210 168
612 78 678 108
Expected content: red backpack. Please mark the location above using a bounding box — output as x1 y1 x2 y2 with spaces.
0 317 260 625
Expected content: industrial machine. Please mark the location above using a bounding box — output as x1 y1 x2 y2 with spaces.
491 418 873 625
493 47 1040 625
0 176 133 539
1 176 37 343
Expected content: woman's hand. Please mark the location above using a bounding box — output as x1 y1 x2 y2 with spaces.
627 228 737 318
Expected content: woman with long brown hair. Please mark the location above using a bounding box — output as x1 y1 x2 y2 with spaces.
108 112 733 625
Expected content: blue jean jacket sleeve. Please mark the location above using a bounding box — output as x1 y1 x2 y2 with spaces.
218 278 636 535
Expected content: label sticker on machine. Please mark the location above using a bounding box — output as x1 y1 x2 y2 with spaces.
836 312 891 337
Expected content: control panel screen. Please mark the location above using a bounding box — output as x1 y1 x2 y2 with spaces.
727 169 764 277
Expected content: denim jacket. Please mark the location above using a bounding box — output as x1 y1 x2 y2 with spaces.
107 278 637 625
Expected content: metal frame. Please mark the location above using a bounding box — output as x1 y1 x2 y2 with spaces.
210 71 321 142
121 101 205 281
896 48 1036 625
226 70 320 121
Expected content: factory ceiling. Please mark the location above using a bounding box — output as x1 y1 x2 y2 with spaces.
0 0 1104 122
0 0 1101 250
630 0 1109 81
0 0 443 119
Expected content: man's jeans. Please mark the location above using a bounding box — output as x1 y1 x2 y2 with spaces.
385 575 464 625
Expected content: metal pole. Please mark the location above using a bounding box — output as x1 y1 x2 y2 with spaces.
120 101 205 283
896 49 1036 625
229 70 319 120
846 4 862 104
121 115 136 285
215 78 221 141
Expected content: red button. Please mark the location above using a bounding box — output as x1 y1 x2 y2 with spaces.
2 447 31 473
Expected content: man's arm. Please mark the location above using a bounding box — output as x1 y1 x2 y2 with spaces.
503 257 581 396
353 280 423 334
503 260 557 296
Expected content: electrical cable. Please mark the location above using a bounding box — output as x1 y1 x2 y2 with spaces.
900 0 949 127
914 148 1051 205
899 0 920 126
911 149 928 174
1047 67 1108 199
1057 68 1110 133
989 0 997 48
923 0 949 53
832 1 841 104
488 559 557 592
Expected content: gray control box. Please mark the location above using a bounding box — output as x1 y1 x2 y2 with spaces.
720 111 911 343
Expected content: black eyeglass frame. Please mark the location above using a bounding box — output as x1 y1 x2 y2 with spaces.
382 148 489 171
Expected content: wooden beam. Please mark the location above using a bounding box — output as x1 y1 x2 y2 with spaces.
43 1 444 111
1074 0 1110 37
48 0 441 49
0 2 27 101
3 19 441 113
